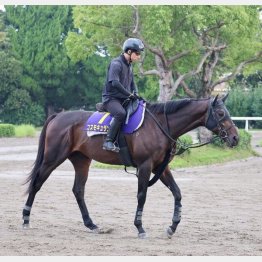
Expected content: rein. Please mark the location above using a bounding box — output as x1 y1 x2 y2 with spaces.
144 102 218 156
127 98 229 187
139 101 217 187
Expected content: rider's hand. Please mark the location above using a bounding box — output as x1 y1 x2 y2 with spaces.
128 93 136 100
133 93 140 99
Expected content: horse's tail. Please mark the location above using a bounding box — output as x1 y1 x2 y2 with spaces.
24 113 57 195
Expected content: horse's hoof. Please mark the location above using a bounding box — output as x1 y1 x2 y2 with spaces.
166 227 174 239
138 232 147 239
22 223 30 229
90 227 113 234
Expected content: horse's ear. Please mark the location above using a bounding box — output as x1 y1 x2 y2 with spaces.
222 93 229 103
212 94 219 106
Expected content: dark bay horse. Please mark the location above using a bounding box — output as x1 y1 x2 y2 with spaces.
22 94 238 238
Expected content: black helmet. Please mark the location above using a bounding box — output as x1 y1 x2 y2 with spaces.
122 38 144 53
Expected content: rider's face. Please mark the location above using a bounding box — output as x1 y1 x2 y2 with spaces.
130 52 141 62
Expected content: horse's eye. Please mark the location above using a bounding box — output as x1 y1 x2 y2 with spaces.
217 110 225 118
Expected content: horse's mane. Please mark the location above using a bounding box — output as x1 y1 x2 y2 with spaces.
147 98 192 114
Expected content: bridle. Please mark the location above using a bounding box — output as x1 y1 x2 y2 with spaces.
144 97 235 154
136 97 234 187
205 98 235 145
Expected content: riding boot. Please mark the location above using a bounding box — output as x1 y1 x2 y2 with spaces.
103 118 122 152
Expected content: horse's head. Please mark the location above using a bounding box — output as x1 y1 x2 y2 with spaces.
205 94 239 147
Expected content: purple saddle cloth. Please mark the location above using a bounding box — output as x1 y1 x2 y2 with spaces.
84 100 146 137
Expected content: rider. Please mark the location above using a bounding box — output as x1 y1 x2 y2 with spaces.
102 38 145 153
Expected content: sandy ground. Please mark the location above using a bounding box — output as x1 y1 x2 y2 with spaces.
0 132 261 256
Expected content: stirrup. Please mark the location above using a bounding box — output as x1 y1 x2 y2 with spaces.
103 142 120 153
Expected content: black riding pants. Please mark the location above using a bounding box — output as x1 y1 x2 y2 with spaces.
103 99 126 123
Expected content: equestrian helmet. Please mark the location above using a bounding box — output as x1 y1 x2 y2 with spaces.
122 38 144 53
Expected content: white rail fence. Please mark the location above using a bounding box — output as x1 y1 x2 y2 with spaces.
231 117 262 131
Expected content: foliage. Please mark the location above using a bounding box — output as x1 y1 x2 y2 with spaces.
14 124 36 137
236 129 252 149
226 84 262 129
0 123 36 137
0 123 15 137
0 51 22 103
5 6 108 116
211 129 251 149
169 144 255 169
5 6 72 114
66 6 262 100
0 89 45 126
93 143 255 170
251 87 262 128
176 134 193 156
1 6 261 126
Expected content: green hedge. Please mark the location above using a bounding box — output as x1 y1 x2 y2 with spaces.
0 123 36 137
236 129 252 149
0 124 15 137
176 134 193 156
211 129 251 149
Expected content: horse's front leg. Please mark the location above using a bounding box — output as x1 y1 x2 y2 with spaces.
159 165 182 239
134 160 152 239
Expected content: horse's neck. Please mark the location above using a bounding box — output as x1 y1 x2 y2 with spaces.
169 99 209 138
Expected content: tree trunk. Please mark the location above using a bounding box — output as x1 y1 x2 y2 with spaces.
197 126 213 143
157 70 175 102
155 55 175 102
47 104 55 117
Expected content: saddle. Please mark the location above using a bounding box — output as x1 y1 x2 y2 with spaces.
96 98 139 124
85 99 146 167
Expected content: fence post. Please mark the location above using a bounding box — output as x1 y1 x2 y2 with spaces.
245 120 249 131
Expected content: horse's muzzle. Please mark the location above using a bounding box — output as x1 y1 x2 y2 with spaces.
226 134 239 148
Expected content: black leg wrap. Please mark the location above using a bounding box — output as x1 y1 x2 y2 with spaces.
169 203 182 234
134 210 145 234
172 204 182 223
22 206 31 224
134 210 142 225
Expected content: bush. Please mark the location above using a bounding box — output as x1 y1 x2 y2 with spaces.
176 134 193 156
211 135 226 148
211 129 251 149
0 89 45 127
0 124 15 137
14 124 36 137
226 86 262 129
236 129 252 149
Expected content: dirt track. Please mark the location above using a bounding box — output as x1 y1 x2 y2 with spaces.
0 132 261 255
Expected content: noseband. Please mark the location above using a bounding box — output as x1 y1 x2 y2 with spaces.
205 99 235 143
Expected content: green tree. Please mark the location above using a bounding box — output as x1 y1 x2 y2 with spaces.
0 10 8 49
5 5 72 115
0 52 21 103
66 5 262 101
1 89 45 125
5 5 105 116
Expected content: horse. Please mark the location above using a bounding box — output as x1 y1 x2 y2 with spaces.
22 94 239 239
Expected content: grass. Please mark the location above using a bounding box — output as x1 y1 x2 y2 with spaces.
14 124 36 137
92 146 257 170
169 146 256 169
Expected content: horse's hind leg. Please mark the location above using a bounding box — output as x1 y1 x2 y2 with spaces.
22 160 64 228
159 166 182 239
23 139 70 228
69 152 98 232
